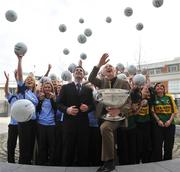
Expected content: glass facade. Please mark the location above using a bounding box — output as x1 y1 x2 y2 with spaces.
168 80 180 94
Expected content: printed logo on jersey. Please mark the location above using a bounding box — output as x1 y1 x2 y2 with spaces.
154 105 172 114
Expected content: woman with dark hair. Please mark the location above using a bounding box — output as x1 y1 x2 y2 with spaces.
151 82 178 162
136 84 152 163
54 82 64 166
4 71 19 163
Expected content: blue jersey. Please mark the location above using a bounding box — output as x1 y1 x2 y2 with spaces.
56 109 64 122
6 94 18 125
17 80 38 120
88 111 99 127
37 98 56 126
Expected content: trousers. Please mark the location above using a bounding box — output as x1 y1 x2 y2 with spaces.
100 120 123 161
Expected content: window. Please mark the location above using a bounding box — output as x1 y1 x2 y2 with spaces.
155 68 162 74
168 80 180 93
168 64 178 72
148 69 155 75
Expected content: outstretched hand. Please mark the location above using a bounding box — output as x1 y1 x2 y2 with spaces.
97 53 110 68
48 64 52 70
78 59 82 67
15 52 24 60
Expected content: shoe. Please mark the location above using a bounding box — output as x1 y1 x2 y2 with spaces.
96 160 115 172
96 165 106 172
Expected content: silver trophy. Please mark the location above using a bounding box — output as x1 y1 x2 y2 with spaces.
96 88 129 121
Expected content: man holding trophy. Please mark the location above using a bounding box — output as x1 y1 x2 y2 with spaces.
88 53 131 172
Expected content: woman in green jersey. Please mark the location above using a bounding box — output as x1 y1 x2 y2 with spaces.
151 83 178 162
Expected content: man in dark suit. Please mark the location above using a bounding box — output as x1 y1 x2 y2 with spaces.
57 66 94 166
88 53 131 172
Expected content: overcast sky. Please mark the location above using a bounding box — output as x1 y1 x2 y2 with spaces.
0 0 180 82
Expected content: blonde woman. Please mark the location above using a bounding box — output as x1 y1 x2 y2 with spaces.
36 81 57 165
16 53 38 165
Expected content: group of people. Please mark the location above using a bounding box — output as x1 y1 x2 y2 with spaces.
4 52 178 172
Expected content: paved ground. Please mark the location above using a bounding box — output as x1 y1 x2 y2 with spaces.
1 116 180 163
0 116 9 134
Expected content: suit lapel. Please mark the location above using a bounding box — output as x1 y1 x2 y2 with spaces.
79 85 85 95
71 82 78 94
73 82 83 95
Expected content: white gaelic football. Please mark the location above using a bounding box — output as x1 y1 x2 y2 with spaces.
117 73 127 81
116 63 125 72
127 65 137 75
80 53 87 60
63 48 70 55
11 99 35 122
106 16 112 23
5 10 17 22
84 28 92 37
49 73 57 81
61 70 72 81
68 63 77 73
133 74 146 87
14 42 27 56
136 23 144 31
79 18 84 23
39 76 51 84
77 34 87 44
152 0 163 8
59 24 67 32
124 7 133 17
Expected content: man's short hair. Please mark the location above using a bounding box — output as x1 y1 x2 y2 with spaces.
74 65 85 74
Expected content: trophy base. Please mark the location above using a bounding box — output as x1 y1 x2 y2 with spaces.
102 114 125 122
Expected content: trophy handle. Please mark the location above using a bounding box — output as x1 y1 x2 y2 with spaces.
96 92 103 102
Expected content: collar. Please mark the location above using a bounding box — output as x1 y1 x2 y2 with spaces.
74 81 82 86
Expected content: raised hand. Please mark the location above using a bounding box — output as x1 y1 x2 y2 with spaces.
78 59 82 67
49 92 56 101
97 53 110 68
48 64 52 70
39 92 45 101
15 52 24 60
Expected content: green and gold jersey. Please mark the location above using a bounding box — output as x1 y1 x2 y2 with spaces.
153 94 178 124
136 99 151 123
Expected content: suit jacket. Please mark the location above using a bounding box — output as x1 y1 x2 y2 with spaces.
57 82 94 130
88 66 131 118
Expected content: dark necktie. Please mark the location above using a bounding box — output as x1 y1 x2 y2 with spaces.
76 83 81 94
